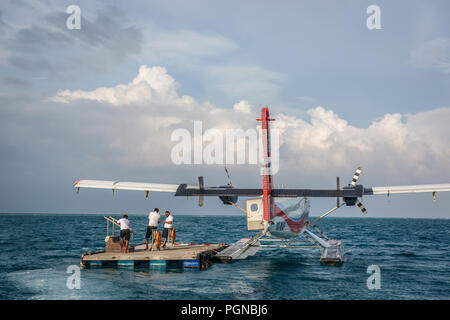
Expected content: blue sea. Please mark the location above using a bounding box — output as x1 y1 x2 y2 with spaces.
0 214 448 300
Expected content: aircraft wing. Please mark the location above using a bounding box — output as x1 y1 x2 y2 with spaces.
363 184 450 195
73 180 361 198
174 185 263 197
174 185 363 197
73 179 198 193
74 180 450 199
175 183 450 198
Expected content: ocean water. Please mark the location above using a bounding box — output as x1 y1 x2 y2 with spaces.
0 214 448 300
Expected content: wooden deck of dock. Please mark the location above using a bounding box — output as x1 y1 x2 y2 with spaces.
81 242 228 270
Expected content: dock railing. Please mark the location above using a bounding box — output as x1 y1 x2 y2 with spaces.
104 216 136 248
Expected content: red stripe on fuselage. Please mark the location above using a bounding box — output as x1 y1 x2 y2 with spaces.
273 204 308 233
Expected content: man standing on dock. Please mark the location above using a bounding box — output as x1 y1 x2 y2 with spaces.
117 214 131 253
162 210 174 248
146 208 160 251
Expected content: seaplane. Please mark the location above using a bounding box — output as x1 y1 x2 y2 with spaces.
73 107 450 265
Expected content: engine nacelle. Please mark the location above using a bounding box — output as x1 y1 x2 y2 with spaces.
219 195 238 205
342 185 363 206
343 196 357 206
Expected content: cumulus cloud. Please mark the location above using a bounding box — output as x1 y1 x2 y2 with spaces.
233 100 252 114
47 65 257 167
46 65 450 181
274 107 450 180
48 66 179 106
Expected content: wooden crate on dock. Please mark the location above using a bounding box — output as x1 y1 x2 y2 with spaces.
105 236 135 252
105 236 122 252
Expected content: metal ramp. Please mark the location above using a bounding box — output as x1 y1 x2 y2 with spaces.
212 222 344 265
214 231 265 262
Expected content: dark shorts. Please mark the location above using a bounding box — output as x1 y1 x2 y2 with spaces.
120 229 130 241
145 226 157 239
162 227 172 238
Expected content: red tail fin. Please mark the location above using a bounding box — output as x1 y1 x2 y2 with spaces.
257 106 275 223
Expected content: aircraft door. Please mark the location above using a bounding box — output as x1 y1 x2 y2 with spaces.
246 199 264 231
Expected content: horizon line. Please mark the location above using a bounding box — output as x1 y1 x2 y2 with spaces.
0 212 449 219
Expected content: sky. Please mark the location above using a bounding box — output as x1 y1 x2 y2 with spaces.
0 0 450 218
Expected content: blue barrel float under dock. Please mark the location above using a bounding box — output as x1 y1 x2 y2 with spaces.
81 243 227 271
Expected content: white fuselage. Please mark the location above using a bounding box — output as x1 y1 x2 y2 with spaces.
268 197 310 239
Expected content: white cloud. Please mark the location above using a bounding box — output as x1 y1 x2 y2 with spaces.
233 100 252 114
273 107 450 182
46 65 450 181
409 37 450 73
48 66 180 106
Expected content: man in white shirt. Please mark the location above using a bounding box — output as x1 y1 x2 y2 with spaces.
117 214 131 253
145 208 160 251
162 210 174 248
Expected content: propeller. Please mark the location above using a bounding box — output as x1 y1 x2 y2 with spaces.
224 166 232 186
351 167 362 187
336 176 340 208
196 169 238 207
342 167 368 215
356 200 368 214
198 176 204 207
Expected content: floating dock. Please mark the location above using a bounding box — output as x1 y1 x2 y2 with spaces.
81 216 230 270
81 217 343 270
81 242 228 270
